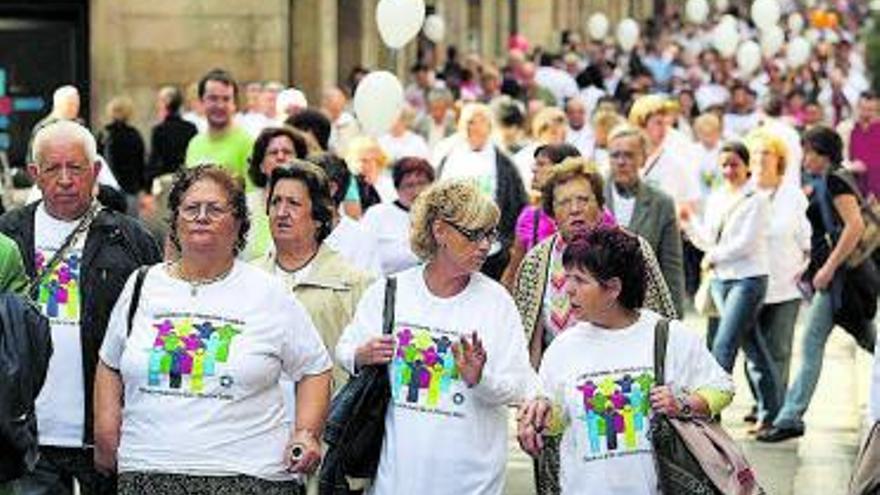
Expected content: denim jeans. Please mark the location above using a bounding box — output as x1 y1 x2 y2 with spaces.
774 290 877 430
711 276 781 423
747 299 801 397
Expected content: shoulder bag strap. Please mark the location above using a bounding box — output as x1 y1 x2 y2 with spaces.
653 318 670 385
127 266 151 336
531 207 541 247
382 277 397 335
642 147 665 180
25 203 101 298
714 191 754 244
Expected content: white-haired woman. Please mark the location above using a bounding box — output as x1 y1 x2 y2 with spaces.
336 179 538 495
436 103 528 280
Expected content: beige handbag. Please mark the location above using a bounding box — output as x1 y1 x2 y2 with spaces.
849 422 880 495
694 268 718 317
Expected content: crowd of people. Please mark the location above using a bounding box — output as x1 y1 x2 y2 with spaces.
2 0 880 494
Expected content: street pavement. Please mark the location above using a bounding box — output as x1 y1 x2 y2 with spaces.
503 308 874 494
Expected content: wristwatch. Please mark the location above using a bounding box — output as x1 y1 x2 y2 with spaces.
675 391 693 419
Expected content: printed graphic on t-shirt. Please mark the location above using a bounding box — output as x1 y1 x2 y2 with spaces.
35 248 82 323
571 366 654 462
391 323 466 418
143 314 243 400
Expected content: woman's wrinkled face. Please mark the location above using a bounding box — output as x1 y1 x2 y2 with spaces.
396 172 432 208
565 265 618 323
176 178 239 256
553 177 601 240
261 135 296 181
268 178 319 247
466 113 492 150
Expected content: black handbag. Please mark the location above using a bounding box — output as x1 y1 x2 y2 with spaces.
319 277 396 495
649 319 764 495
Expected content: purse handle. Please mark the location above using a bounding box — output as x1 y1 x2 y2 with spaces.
382 277 396 336
653 317 670 385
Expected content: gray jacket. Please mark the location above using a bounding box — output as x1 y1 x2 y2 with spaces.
605 180 685 316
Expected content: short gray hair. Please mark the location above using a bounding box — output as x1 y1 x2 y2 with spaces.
608 123 649 154
427 87 453 104
32 120 98 167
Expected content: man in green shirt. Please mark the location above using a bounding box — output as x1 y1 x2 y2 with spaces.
185 68 255 189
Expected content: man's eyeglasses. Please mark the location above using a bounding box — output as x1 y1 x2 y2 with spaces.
444 219 497 243
179 202 232 222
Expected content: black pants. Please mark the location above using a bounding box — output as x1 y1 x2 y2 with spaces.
14 446 115 495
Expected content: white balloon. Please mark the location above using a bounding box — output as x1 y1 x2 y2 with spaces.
686 0 710 24
786 36 811 68
720 14 738 30
751 0 781 31
376 0 426 49
423 14 445 43
787 12 804 34
353 71 404 135
712 22 739 58
715 0 730 12
760 25 785 57
737 40 762 74
588 13 610 40
872 0 880 12
616 18 640 51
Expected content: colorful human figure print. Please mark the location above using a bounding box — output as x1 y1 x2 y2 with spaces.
147 318 241 392
35 250 82 321
391 325 461 409
574 370 655 460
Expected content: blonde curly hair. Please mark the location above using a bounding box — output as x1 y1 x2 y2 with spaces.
410 179 500 260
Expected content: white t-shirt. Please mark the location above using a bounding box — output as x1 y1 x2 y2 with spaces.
566 125 596 158
99 261 331 480
325 216 382 276
538 310 732 495
360 202 420 276
33 203 87 447
440 143 498 198
764 184 811 304
642 132 702 207
513 143 539 191
378 131 430 162
336 266 539 495
610 186 637 228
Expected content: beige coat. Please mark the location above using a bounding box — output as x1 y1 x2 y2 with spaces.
255 244 374 389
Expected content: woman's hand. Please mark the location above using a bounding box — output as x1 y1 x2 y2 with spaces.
812 263 835 291
354 336 395 368
285 428 322 475
650 385 679 416
516 398 552 457
453 332 486 387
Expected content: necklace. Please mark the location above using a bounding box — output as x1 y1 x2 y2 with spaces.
167 260 235 296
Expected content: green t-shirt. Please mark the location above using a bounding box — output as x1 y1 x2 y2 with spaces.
0 232 28 294
185 125 255 190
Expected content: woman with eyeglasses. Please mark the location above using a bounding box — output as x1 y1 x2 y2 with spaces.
93 166 332 495
680 141 779 433
335 179 538 495
241 126 311 260
512 157 677 495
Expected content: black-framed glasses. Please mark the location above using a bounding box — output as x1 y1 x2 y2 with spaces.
444 219 497 243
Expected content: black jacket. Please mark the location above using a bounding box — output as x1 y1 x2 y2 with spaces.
98 121 147 195
0 203 162 445
0 293 52 482
146 115 198 183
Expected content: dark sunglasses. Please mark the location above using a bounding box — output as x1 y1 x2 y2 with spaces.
444 219 497 243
